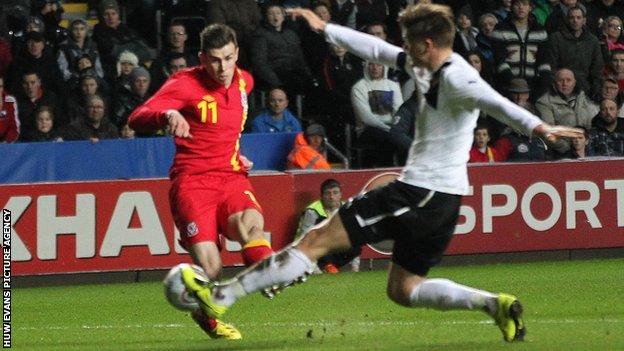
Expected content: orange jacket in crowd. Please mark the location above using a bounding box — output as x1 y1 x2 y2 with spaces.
287 132 331 170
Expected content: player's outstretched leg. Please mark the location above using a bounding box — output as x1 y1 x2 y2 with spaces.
391 263 526 342
181 245 317 318
182 212 350 318
407 279 526 342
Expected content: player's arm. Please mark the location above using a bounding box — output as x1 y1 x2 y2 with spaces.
451 73 582 142
128 79 192 138
287 8 403 69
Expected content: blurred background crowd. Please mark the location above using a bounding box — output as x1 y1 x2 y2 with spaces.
0 0 623 170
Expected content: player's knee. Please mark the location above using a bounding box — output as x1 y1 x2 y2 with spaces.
296 228 329 260
246 224 265 241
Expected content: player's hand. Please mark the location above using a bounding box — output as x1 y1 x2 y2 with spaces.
533 123 583 143
286 8 327 33
166 110 192 139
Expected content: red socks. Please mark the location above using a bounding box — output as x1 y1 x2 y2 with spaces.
241 238 273 266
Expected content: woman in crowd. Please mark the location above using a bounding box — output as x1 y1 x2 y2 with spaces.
599 16 624 63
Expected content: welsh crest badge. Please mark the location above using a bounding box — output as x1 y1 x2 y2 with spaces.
186 222 199 237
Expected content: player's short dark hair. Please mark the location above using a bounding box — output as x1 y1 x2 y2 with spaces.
321 179 341 193
200 24 237 52
399 4 455 49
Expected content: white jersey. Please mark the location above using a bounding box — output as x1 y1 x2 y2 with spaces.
325 24 543 195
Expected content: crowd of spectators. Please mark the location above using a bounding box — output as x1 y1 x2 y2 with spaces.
1 0 623 166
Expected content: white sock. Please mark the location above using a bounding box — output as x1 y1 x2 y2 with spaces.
409 278 497 313
213 248 316 307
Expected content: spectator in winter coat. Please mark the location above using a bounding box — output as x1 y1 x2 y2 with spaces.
150 21 199 91
7 31 64 96
548 6 604 97
535 68 599 154
250 4 314 96
251 87 302 133
63 94 119 141
20 105 62 142
491 0 552 95
453 6 479 57
114 50 139 95
57 19 104 83
586 0 624 35
536 68 599 129
476 13 498 64
605 49 624 91
589 97 624 156
113 67 151 128
351 61 403 167
599 16 624 63
15 70 61 135
206 0 261 69
287 124 331 170
92 0 146 83
35 0 68 47
545 0 586 34
319 43 363 148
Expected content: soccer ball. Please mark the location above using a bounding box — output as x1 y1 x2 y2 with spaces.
163 263 209 311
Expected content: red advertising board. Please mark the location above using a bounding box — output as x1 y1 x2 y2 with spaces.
1 159 623 276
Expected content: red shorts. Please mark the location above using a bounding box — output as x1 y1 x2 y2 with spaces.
170 173 262 249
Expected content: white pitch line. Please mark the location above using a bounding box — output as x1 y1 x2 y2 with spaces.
15 318 623 331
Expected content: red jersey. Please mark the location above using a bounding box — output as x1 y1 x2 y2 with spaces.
0 93 19 143
128 66 253 178
468 145 505 163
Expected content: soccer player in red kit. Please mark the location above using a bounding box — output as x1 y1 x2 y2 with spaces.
128 24 273 340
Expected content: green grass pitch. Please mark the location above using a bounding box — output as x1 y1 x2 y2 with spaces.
13 258 624 350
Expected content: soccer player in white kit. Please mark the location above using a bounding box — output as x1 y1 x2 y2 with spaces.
179 4 582 342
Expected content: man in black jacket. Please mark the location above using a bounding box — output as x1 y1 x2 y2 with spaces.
548 6 604 97
7 31 64 96
63 94 119 141
250 3 314 95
